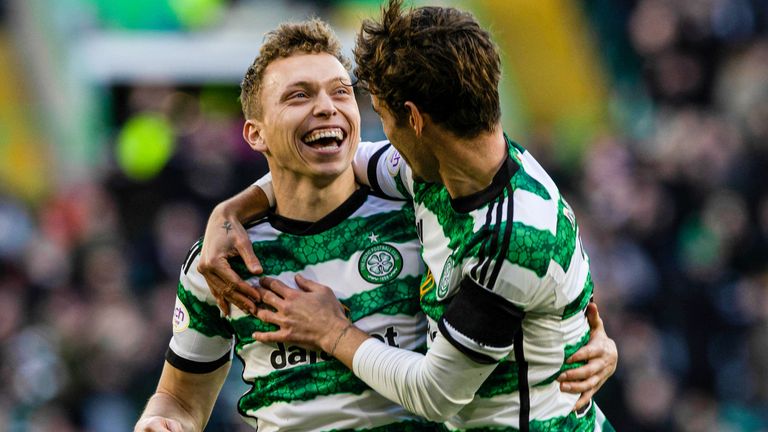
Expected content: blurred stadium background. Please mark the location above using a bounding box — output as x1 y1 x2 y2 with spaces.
0 0 767 430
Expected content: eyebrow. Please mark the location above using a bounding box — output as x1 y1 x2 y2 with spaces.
284 76 352 89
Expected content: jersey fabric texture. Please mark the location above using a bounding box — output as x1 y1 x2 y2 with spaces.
168 187 436 431
356 138 613 432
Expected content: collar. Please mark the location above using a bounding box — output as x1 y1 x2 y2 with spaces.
268 186 369 235
449 135 520 213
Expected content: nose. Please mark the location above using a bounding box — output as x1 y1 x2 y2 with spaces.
313 91 337 117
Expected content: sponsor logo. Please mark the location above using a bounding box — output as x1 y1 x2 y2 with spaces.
387 150 402 177
270 326 400 369
359 244 403 284
270 343 332 369
437 257 454 300
370 326 399 347
172 297 189 333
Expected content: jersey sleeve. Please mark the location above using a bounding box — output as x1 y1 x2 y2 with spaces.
437 276 524 364
352 330 497 422
353 140 413 200
167 241 234 373
252 172 275 207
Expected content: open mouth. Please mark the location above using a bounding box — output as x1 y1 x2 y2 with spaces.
302 127 345 151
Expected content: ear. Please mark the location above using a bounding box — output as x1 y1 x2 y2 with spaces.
403 101 424 137
243 119 267 152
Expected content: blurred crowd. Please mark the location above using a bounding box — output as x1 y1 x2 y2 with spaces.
1 0 768 431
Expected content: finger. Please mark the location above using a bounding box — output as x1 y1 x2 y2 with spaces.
257 289 286 310
217 297 231 316
254 307 280 324
228 290 264 315
560 375 600 394
260 277 294 298
252 331 288 344
207 272 259 315
234 237 263 275
214 264 262 301
558 361 603 382
166 419 184 432
252 327 292 344
203 272 232 316
208 271 260 313
586 302 604 332
572 390 595 412
566 344 605 363
294 274 329 293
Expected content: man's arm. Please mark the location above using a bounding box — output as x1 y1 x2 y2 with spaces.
135 361 230 432
198 141 412 315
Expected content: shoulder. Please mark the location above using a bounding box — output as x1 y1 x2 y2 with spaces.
354 189 413 219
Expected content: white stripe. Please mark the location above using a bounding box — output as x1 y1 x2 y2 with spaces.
243 390 425 431
513 188 558 235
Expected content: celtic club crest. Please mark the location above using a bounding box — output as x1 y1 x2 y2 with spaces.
359 244 403 283
437 256 454 300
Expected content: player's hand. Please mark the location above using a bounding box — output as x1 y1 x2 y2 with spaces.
252 274 349 353
197 204 262 316
557 302 618 411
134 416 185 432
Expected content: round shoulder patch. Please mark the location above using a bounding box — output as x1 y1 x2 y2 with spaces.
359 243 403 284
436 257 455 300
386 149 403 177
172 297 190 333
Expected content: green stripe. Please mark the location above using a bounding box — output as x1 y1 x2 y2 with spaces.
534 331 591 387
476 359 520 398
177 282 232 339
551 198 578 273
411 180 477 255
239 359 368 410
227 275 422 351
229 317 277 353
476 330 590 398
562 273 593 319
439 400 595 431
505 199 578 278
342 275 422 321
229 210 415 278
413 199 579 285
511 169 551 200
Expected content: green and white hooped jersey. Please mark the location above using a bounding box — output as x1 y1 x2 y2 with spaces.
168 188 435 431
355 138 609 431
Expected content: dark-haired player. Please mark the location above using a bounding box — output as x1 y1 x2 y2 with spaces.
198 1 617 430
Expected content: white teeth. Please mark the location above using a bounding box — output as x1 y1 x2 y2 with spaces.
314 145 338 151
304 128 344 143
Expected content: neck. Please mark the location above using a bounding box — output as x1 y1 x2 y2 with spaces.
431 126 507 198
271 168 358 221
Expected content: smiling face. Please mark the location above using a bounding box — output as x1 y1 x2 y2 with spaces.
245 53 360 181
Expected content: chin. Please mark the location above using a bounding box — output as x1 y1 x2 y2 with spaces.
310 163 352 180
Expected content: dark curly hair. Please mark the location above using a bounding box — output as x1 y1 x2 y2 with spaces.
354 0 501 138
240 19 351 119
